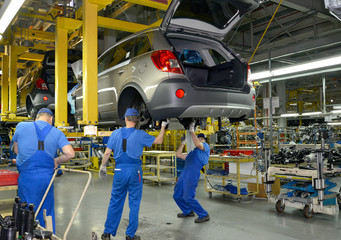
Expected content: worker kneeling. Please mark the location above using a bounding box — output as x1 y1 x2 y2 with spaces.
173 122 210 223
12 108 75 233
100 108 169 240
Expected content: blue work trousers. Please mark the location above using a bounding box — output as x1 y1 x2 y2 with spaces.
173 169 208 218
104 164 143 238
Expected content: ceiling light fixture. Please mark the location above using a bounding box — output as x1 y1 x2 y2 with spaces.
252 55 341 82
0 0 26 34
301 111 322 116
327 122 341 126
280 113 300 117
331 110 341 114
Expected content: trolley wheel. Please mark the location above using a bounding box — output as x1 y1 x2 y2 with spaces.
208 192 212 198
275 200 285 213
303 205 313 218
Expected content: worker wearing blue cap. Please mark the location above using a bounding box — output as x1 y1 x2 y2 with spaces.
173 122 210 223
100 108 169 240
12 108 75 233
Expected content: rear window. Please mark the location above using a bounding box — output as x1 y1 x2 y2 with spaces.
173 0 239 29
209 49 227 65
45 50 82 65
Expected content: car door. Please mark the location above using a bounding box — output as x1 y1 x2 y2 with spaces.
160 0 260 40
97 37 136 122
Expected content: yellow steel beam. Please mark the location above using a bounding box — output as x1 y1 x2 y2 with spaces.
123 0 170 11
9 46 26 114
111 2 135 18
98 16 147 32
81 0 98 125
0 61 26 69
57 17 83 31
89 0 115 9
1 55 9 115
29 43 55 51
15 28 55 42
55 18 69 127
18 53 45 62
149 19 162 27
21 12 54 21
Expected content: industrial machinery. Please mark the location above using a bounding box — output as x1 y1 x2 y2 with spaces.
266 140 341 218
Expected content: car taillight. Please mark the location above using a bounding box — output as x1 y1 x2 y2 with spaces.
36 78 48 90
247 64 252 83
151 50 184 74
43 96 48 101
176 89 185 98
252 94 255 102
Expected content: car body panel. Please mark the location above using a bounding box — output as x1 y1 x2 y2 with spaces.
16 50 82 117
160 0 260 40
75 1 259 127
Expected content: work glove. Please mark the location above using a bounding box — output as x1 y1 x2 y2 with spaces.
181 134 186 145
189 121 196 133
99 165 107 179
161 119 170 127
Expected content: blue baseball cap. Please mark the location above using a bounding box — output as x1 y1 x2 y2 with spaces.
37 108 53 116
197 133 205 139
123 108 139 119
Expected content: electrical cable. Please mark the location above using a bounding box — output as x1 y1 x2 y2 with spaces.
248 0 284 64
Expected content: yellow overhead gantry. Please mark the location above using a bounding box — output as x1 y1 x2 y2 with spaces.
1 0 171 128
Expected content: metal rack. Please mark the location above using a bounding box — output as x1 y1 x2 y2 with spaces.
142 151 177 186
205 154 259 199
61 144 91 169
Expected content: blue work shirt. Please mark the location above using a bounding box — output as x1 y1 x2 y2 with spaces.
185 142 210 169
12 120 70 166
107 127 155 162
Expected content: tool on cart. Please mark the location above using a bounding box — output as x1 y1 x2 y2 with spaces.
267 139 341 218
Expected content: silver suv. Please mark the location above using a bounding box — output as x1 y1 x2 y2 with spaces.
75 0 259 128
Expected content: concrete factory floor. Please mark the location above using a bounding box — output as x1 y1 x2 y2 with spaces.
1 170 340 240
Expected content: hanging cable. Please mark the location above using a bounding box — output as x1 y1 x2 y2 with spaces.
248 0 284 64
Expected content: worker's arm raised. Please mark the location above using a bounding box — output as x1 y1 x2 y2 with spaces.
189 122 204 151
54 144 75 169
176 134 187 160
153 119 170 145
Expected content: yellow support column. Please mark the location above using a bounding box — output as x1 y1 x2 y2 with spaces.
1 55 9 116
8 46 18 115
81 0 98 125
55 18 69 127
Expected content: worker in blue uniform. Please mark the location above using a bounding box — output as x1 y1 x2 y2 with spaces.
173 122 210 223
100 108 169 240
12 108 75 233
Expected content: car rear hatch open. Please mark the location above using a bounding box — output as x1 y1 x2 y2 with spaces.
160 0 260 40
161 0 259 92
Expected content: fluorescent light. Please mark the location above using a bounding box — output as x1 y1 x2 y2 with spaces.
252 55 341 81
301 111 322 116
331 110 341 114
0 70 2 75
0 0 26 34
281 113 300 117
327 122 341 126
333 105 341 109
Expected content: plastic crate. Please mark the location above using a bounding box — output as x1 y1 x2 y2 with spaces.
0 170 19 186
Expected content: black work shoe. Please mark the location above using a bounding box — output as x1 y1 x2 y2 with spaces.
126 235 141 240
101 233 111 240
194 214 210 223
177 210 195 218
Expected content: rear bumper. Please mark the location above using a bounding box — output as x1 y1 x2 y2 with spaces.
146 79 255 120
31 92 55 110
